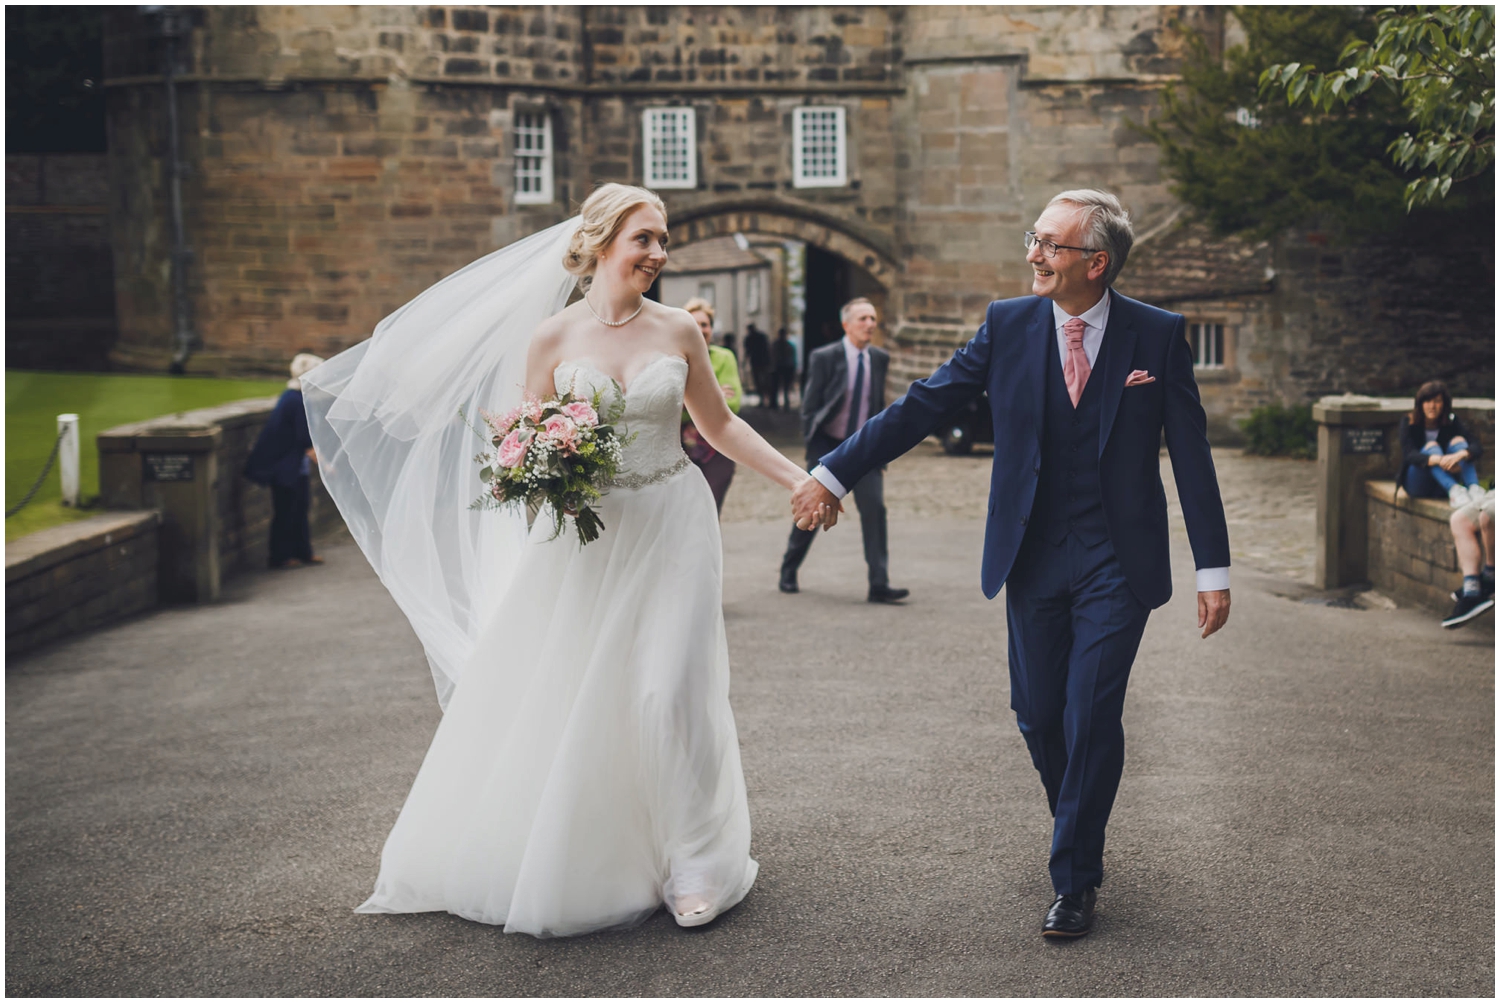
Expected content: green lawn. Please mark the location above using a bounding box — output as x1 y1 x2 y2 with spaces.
6 371 287 542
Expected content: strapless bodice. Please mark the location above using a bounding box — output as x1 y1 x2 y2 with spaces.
554 354 691 489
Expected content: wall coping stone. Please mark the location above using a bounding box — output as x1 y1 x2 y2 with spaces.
5 510 161 583
1364 479 1456 523
1314 394 1495 422
97 397 279 453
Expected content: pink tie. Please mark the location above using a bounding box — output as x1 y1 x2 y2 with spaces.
1062 317 1091 407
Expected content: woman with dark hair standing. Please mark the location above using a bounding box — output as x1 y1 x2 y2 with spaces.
1398 380 1486 507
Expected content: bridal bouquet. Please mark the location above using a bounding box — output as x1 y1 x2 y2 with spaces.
469 384 629 545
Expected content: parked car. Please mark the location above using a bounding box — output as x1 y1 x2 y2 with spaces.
937 392 994 454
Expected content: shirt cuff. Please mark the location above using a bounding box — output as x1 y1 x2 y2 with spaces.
1196 567 1230 592
811 465 849 499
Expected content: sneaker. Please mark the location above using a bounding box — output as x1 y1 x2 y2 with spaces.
1449 484 1470 508
1442 593 1495 628
1469 483 1489 504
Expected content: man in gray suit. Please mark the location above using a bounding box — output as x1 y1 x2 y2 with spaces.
779 297 910 603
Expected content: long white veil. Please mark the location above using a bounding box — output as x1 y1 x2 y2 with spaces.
301 218 581 709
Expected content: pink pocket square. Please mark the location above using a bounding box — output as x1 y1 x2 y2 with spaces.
1124 370 1155 387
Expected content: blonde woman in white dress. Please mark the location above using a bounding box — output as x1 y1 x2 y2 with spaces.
303 184 833 937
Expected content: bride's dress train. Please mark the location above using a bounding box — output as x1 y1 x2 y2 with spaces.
355 353 757 937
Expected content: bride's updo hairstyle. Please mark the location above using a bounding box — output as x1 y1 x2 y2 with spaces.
563 183 669 277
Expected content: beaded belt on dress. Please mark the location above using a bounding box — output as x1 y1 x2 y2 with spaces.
610 453 691 490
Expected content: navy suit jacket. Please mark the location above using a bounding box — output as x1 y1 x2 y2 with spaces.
244 389 313 489
819 291 1230 608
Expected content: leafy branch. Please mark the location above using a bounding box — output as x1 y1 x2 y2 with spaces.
1261 5 1495 209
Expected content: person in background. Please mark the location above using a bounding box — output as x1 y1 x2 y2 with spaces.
680 297 743 514
1443 489 1495 628
1398 380 1486 508
245 353 325 568
778 297 907 603
772 327 798 410
742 323 773 408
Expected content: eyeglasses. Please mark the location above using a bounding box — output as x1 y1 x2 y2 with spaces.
1024 231 1098 258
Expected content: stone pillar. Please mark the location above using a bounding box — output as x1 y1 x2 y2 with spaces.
1312 395 1407 589
98 418 223 603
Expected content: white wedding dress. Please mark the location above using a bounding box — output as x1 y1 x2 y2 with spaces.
353 352 758 937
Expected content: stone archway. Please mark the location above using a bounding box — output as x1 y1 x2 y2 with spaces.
664 198 898 369
667 199 899 287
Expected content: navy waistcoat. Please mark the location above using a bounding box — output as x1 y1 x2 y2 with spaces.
1031 332 1109 546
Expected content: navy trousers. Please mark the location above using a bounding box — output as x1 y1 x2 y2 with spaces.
1005 530 1150 895
269 477 313 566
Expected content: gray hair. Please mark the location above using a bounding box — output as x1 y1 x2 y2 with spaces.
1046 189 1134 287
839 296 875 323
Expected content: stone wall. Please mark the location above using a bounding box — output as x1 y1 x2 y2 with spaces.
97 5 1491 432
5 510 160 656
1365 480 1466 612
5 154 118 370
103 5 586 374
99 398 343 601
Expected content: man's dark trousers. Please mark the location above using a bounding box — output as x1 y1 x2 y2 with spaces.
1006 531 1148 895
782 431 889 589
1005 324 1150 895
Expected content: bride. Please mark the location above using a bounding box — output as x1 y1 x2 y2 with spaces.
302 184 832 937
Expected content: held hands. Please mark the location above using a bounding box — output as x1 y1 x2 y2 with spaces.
1197 589 1230 639
791 475 843 531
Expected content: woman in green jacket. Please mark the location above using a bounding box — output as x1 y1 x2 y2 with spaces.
680 296 742 514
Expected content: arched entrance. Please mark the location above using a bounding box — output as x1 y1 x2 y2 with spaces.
663 201 897 377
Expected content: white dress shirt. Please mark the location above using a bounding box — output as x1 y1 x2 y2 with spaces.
812 293 1230 592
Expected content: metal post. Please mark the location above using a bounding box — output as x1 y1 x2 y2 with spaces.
57 414 80 507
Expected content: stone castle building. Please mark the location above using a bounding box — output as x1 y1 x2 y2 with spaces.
82 5 1494 440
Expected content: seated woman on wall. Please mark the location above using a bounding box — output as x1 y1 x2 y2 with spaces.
679 297 743 515
1398 380 1486 508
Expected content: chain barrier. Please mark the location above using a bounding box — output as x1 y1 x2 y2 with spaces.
5 427 69 518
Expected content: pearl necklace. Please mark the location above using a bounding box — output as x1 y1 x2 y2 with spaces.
584 292 646 328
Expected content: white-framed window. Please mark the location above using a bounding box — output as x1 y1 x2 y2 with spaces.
793 106 847 188
696 281 716 309
1189 322 1226 369
643 107 697 189
514 111 553 205
746 272 761 313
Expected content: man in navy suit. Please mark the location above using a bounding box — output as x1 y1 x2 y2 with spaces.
791 190 1231 939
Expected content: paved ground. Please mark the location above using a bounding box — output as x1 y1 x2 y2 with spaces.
7 420 1493 996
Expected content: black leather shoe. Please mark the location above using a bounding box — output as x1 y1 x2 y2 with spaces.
1042 888 1096 939
867 585 910 604
779 570 799 594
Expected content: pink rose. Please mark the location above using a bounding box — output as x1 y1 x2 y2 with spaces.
497 428 531 468
542 414 578 450
560 400 598 427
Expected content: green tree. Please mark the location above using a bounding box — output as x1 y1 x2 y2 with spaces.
1138 7 1413 237
1262 5 1495 209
